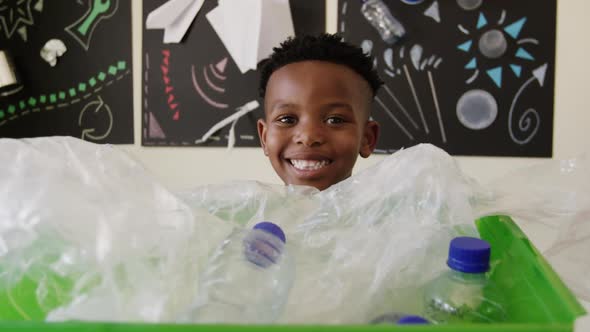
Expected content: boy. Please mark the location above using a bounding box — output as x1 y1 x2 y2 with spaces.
257 33 383 191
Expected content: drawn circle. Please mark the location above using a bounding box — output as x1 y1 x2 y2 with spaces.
456 89 498 130
361 39 374 56
400 0 425 5
478 29 507 59
457 0 482 10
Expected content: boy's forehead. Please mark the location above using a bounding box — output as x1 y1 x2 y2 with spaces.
264 61 373 107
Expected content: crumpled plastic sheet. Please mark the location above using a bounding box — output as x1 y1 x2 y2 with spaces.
1 136 588 323
0 137 231 322
474 154 590 305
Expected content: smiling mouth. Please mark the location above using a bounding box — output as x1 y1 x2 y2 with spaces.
288 159 332 171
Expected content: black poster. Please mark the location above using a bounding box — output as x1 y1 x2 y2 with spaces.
142 0 326 147
0 0 133 144
339 0 556 157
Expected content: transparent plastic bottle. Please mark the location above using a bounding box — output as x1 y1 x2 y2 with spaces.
184 222 294 324
423 237 507 324
360 0 406 45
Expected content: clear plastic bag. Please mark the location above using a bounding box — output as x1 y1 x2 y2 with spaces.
0 137 222 322
1 137 588 323
474 154 590 305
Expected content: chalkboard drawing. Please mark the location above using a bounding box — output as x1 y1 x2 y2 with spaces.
65 0 119 51
1 59 130 128
508 63 546 145
148 112 165 139
457 13 537 88
195 100 259 148
375 96 414 140
160 49 184 120
423 1 440 23
191 57 229 110
206 0 294 74
0 0 42 41
78 95 113 141
146 0 205 44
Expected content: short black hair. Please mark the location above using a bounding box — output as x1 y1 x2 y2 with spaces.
259 33 383 98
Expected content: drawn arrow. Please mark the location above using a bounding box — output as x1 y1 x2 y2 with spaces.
508 63 547 145
78 95 113 141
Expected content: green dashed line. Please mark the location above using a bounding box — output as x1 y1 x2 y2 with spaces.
1 60 129 126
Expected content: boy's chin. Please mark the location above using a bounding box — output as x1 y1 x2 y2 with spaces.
285 178 335 191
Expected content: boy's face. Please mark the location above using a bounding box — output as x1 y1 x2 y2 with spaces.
258 60 379 191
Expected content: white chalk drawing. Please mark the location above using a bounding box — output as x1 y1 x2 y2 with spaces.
375 96 413 140
191 58 229 109
403 64 428 133
517 38 539 45
428 71 446 143
66 0 119 51
0 0 42 41
78 95 113 141
423 1 440 23
361 39 373 56
410 44 423 70
382 84 418 129
508 64 547 145
458 24 470 35
498 9 506 25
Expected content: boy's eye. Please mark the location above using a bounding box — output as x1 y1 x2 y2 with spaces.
326 116 345 125
277 115 296 124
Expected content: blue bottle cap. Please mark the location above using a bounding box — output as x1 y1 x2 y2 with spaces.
396 315 429 325
447 237 491 273
253 222 286 243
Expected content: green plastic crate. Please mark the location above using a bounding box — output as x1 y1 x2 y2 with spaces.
0 215 586 331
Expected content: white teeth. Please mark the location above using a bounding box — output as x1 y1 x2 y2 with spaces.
290 159 330 171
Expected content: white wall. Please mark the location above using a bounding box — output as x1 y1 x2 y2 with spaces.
121 0 590 190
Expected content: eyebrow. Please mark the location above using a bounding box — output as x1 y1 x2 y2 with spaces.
323 102 354 112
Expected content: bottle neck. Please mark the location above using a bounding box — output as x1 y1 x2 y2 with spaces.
449 269 487 283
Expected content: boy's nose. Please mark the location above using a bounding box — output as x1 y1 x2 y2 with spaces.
294 121 325 147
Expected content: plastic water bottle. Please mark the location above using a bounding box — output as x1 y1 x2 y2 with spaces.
423 237 507 324
360 0 406 45
185 222 294 324
371 313 429 325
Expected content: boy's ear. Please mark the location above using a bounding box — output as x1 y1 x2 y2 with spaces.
257 119 269 156
359 120 379 158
